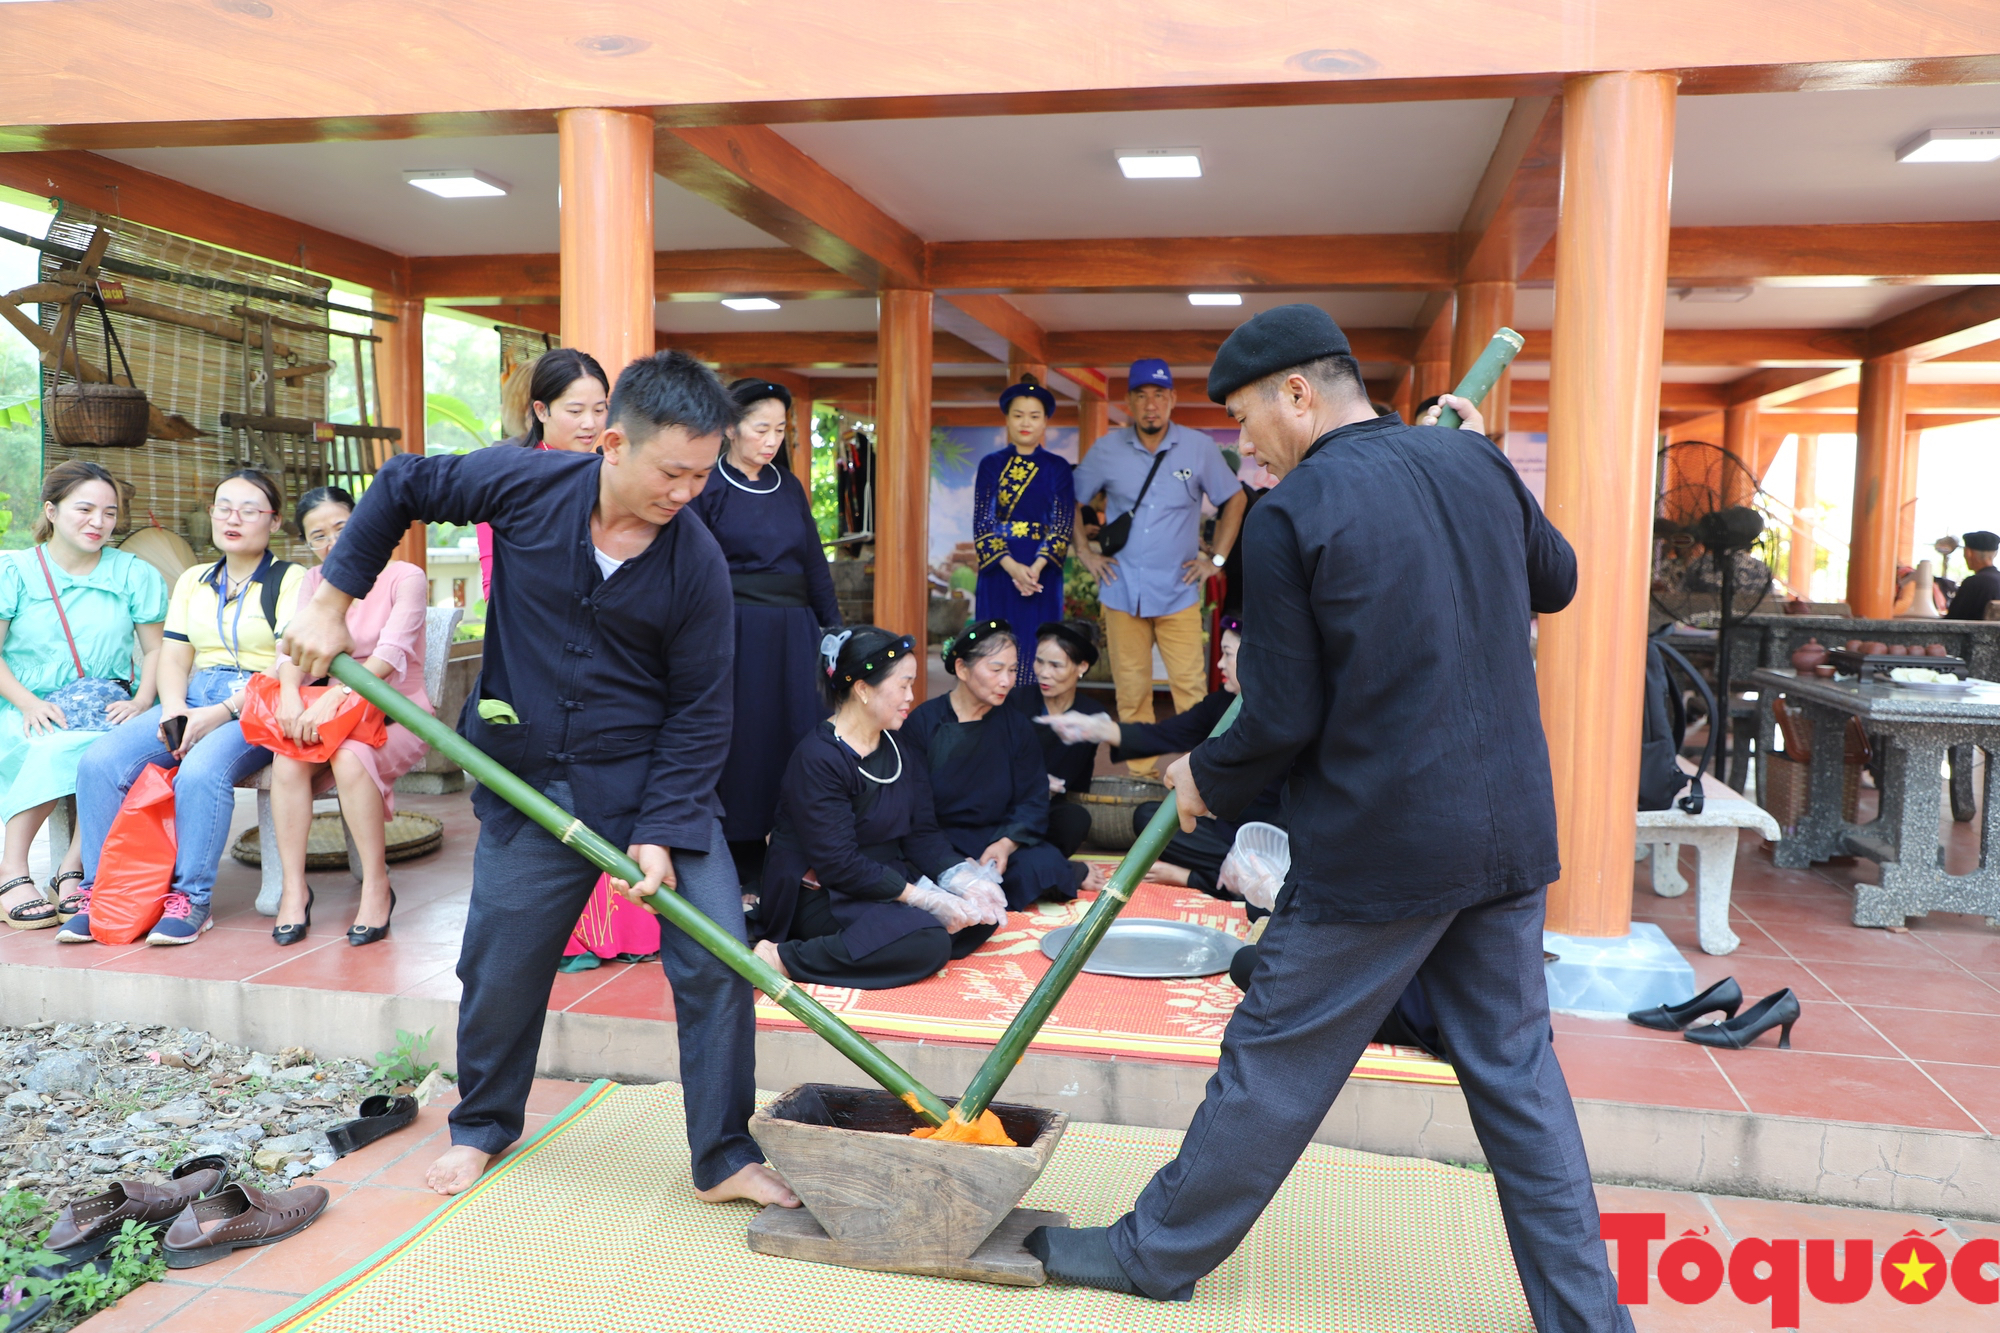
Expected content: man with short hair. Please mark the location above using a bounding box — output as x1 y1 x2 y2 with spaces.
1074 358 1247 774
1946 530 2000 620
284 350 797 1210
1030 306 1628 1331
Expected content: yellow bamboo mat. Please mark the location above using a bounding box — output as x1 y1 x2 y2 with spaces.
254 1081 1530 1333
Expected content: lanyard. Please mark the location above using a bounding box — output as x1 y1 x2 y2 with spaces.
208 551 268 673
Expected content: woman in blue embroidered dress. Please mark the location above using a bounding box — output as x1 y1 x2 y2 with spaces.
971 377 1074 686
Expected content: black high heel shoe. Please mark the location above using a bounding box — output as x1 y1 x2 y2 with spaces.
347 888 396 947
1627 976 1742 1032
1684 988 1800 1051
271 887 314 947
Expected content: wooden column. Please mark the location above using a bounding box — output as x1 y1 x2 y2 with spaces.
1539 70 1678 939
1789 433 1818 598
790 394 816 494
558 108 655 378
1722 401 1760 507
1452 280 1515 440
1077 395 1109 459
1846 357 1908 618
1388 366 1414 423
1896 426 1923 572
1007 350 1050 387
374 291 427 572
876 289 934 671
1415 300 1455 404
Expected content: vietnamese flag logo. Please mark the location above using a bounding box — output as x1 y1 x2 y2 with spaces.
1881 1231 1947 1306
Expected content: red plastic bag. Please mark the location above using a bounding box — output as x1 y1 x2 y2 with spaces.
92 763 177 945
239 672 388 763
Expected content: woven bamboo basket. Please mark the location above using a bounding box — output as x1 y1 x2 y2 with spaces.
48 382 149 448
231 811 444 870
1072 776 1167 851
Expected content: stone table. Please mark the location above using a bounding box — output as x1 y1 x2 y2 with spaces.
1752 668 2000 929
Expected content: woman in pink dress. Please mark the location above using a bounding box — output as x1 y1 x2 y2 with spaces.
268 487 430 947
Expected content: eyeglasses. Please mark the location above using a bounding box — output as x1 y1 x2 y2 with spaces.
210 503 273 522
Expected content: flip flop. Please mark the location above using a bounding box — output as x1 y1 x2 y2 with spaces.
324 1094 419 1159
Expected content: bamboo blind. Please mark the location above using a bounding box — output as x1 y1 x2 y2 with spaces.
39 204 334 561
497 322 556 441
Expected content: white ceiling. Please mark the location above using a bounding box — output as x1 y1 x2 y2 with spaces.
1511 282 1963 332
1009 291 1426 331
100 136 781 255
655 296 878 335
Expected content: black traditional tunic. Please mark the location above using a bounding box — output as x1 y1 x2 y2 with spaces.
687 459 841 853
1006 683 1110 798
759 722 995 988
1946 564 2000 620
904 693 1080 909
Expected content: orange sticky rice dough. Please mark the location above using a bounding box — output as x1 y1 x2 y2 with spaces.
901 1094 1018 1146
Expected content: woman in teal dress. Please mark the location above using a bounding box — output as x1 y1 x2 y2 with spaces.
0 461 166 929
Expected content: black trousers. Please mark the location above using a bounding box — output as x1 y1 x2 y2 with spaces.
1047 800 1092 858
776 885 998 989
1108 885 1630 1331
450 784 761 1191
1133 799 1234 895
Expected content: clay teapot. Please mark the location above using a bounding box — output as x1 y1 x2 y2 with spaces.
1790 639 1829 672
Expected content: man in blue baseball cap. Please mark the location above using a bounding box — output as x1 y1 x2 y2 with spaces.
1072 358 1246 771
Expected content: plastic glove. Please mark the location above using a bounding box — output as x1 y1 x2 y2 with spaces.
904 877 977 932
939 860 1010 921
1219 848 1284 912
1036 711 1118 746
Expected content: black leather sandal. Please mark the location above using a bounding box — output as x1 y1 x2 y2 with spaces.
2 874 55 931
50 869 85 922
325 1094 419 1158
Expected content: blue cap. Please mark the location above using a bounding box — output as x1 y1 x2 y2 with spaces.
1128 358 1174 391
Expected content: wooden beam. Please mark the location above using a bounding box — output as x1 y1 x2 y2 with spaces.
1516 328 1866 365
1865 285 2000 362
1456 97 1563 285
656 125 926 290
1522 220 2000 284
1767 382 2000 413
929 234 1454 293
1717 366 1839 407
0 149 402 291
1758 411 2000 436
940 293 1045 363
445 303 561 337
662 330 993 366
1511 380 1724 410
410 248 863 301
1046 327 1418 366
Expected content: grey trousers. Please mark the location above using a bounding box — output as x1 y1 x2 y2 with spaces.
449 785 761 1190
1108 886 1632 1331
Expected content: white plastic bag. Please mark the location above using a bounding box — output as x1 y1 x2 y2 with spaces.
1219 822 1291 912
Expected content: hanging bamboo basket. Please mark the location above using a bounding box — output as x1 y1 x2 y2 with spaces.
48 289 149 447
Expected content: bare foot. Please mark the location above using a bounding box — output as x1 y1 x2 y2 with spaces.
695 1162 799 1208
425 1144 495 1196
753 940 789 978
1081 863 1112 893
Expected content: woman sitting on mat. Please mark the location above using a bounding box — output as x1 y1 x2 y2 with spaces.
65 469 308 945
1007 619 1108 860
904 620 1087 910
752 627 1005 989
267 486 431 948
0 462 166 932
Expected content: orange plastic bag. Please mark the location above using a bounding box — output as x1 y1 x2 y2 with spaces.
239 672 388 763
91 763 177 945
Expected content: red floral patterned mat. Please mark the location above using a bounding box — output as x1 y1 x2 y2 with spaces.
753 879 1457 1087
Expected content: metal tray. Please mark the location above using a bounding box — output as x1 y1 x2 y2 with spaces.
1040 920 1243 978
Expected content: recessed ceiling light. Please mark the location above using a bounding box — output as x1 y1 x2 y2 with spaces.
404 169 510 198
721 297 781 312
1188 293 1242 306
1895 129 2000 163
1116 149 1202 179
1676 286 1753 303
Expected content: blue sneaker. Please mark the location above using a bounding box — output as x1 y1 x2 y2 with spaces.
54 888 93 943
147 893 213 945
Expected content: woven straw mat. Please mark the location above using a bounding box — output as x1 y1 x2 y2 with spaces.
256 1081 1531 1333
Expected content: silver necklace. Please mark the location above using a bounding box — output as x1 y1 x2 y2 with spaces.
721 457 780 494
847 731 903 785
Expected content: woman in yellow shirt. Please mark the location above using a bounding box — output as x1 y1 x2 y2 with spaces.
63 469 307 945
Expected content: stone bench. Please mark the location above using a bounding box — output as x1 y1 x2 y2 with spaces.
1636 758 1780 957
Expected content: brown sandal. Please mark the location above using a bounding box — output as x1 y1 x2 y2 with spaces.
51 869 85 922
2 875 56 931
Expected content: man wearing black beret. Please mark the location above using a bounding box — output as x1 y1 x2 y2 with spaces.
1027 305 1628 1330
1946 529 2000 620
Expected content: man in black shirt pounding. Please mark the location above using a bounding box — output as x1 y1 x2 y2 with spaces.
1028 305 1629 1331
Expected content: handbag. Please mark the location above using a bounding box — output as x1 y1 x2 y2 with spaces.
239 671 388 763
1093 446 1172 558
34 547 132 732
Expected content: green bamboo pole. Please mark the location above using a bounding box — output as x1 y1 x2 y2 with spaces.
955 696 1243 1122
325 654 952 1126
1432 327 1526 430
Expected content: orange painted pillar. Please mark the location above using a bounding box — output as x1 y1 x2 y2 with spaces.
1414 298 1455 404
374 291 427 572
1452 280 1515 440
1539 70 1678 939
1789 434 1818 598
1722 401 1760 507
876 289 934 672
1077 396 1109 459
1388 366 1414 423
558 108 655 379
790 393 816 495
1846 357 1908 618
1895 426 1923 573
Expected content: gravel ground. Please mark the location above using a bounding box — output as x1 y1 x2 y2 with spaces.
0 1021 428 1213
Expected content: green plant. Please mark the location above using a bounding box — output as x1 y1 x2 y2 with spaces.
425 392 494 451
0 1189 47 1251
49 1220 163 1321
0 394 30 430
154 1137 192 1175
370 1027 444 1090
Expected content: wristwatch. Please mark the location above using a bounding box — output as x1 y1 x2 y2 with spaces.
224 697 241 719
1210 552 1227 568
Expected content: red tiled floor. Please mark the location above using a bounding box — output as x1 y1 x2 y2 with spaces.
138 1285 297 1332
244 938 461 993
1802 960 2000 1015
1720 1049 1984 1131
1916 929 2000 972
1681 951 1841 1002
1853 1004 2000 1066
1638 911 1790 959
1556 1033 1747 1112
74 1279 203 1332
1918 1061 2000 1132
225 1184 442 1295
562 960 677 1021
1755 920 1966 968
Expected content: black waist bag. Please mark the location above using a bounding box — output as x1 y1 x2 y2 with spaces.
1639 634 1718 815
1094 447 1170 558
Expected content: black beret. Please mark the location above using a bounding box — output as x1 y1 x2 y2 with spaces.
1966 530 2000 552
1206 304 1353 404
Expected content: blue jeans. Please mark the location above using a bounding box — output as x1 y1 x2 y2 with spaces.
77 667 271 910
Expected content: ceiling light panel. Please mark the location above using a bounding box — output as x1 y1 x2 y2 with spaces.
404 168 510 198
1188 293 1243 306
1116 149 1203 179
1896 129 2000 163
721 297 782 311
